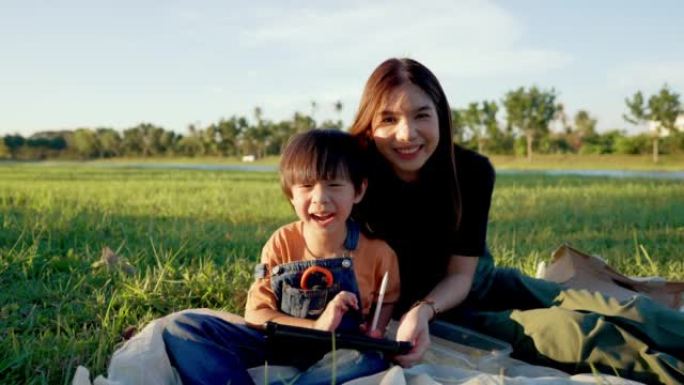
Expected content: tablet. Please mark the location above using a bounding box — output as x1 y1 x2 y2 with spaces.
264 322 413 355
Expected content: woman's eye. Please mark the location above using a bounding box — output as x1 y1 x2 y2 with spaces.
416 112 430 119
379 116 396 124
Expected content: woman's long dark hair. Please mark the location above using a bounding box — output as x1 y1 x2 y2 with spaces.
349 58 462 232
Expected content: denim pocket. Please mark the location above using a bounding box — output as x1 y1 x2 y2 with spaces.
280 281 341 318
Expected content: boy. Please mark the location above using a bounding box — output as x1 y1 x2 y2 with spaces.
163 129 400 385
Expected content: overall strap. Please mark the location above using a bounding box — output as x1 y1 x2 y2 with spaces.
343 220 360 251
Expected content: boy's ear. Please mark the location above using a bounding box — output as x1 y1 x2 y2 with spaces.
353 179 368 204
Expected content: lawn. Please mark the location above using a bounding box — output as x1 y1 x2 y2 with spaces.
0 163 683 384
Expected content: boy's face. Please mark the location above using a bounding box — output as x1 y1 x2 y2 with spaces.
289 176 366 236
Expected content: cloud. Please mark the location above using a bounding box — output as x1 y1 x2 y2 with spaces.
235 1 572 76
1 1 576 134
218 0 573 122
608 61 684 92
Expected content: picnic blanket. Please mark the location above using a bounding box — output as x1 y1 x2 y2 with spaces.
73 244 678 385
71 308 644 385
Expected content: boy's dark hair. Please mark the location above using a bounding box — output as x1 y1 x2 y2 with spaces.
280 129 366 199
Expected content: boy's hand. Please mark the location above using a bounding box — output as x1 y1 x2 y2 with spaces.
313 291 358 331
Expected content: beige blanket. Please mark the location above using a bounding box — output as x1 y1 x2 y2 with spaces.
72 309 643 385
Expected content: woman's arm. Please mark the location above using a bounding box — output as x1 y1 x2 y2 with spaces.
421 254 478 314
393 254 478 367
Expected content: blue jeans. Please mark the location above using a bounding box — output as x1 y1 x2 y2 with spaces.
163 312 388 385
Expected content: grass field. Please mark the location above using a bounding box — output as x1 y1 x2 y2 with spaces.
1 162 683 384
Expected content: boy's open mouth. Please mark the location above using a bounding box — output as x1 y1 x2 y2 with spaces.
309 212 335 225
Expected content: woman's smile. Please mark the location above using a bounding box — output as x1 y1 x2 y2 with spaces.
394 144 424 159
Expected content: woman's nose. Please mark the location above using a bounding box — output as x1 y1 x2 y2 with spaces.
395 119 416 142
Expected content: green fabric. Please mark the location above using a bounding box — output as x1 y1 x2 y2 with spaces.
442 252 684 385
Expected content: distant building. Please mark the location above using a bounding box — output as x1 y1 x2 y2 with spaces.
242 154 256 162
648 114 684 137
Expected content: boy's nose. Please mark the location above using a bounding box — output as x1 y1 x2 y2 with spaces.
311 184 331 204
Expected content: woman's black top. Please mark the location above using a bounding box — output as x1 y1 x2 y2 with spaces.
359 145 495 313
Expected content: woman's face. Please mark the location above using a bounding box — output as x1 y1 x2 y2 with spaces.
371 82 439 182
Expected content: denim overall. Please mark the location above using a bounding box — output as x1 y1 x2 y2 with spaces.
268 221 363 333
162 221 388 385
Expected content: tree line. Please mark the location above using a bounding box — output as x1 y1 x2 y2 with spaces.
2 86 682 162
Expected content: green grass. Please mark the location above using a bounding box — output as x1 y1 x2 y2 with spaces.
1 163 683 384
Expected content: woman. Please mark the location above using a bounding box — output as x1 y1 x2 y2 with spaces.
350 58 684 385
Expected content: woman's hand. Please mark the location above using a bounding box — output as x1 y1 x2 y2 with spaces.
393 304 432 367
313 291 358 331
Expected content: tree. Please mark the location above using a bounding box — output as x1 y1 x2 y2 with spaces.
555 103 571 134
292 112 315 133
334 100 344 129
319 119 343 130
569 110 597 151
3 135 25 159
254 106 263 125
451 109 465 143
503 86 558 161
461 102 485 153
136 123 166 157
96 128 122 158
176 135 204 157
213 116 246 156
122 126 144 156
201 124 219 156
26 137 61 159
72 128 99 159
0 139 9 159
624 85 682 162
266 120 296 155
481 101 501 151
121 123 166 157
159 131 180 156
574 110 597 137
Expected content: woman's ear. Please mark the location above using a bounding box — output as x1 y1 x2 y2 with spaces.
354 179 368 203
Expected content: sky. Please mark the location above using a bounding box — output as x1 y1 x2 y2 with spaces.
1 0 683 136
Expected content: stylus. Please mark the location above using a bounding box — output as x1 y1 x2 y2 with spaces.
370 271 389 332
